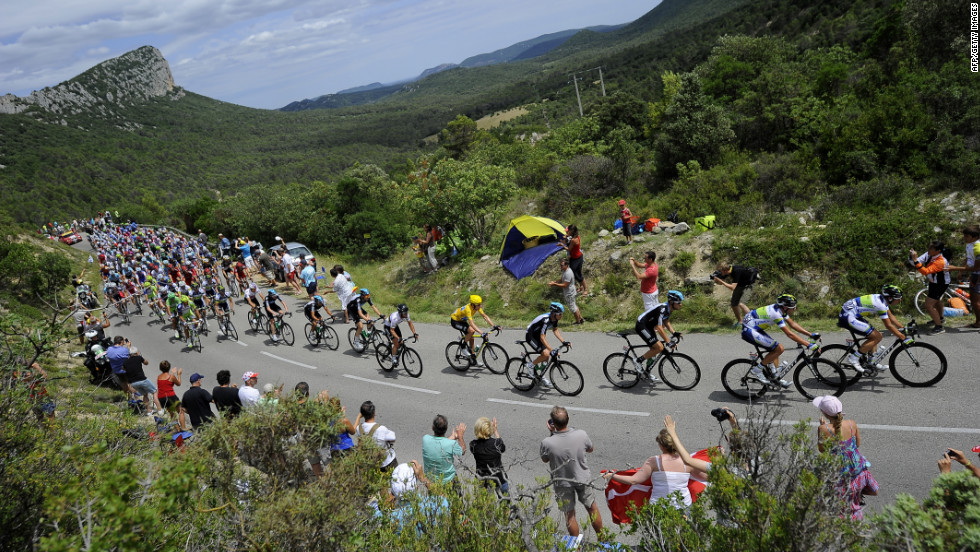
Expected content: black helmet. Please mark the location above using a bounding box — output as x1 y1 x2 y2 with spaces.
397 303 409 315
775 293 798 309
880 284 903 300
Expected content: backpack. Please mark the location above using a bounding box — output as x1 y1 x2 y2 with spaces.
432 226 444 241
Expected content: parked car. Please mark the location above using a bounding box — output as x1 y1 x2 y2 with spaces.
268 241 317 282
60 231 83 245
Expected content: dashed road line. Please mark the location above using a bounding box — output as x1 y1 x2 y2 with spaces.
343 374 441 395
260 351 316 370
487 398 650 417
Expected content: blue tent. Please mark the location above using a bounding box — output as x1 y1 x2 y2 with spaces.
499 215 567 279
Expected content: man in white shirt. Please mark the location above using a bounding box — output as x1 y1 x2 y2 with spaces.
239 371 262 408
354 400 397 472
331 265 355 322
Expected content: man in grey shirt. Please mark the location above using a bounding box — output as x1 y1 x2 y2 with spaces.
540 406 603 538
549 258 584 324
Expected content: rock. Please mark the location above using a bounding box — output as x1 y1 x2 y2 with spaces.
598 229 610 238
650 226 663 234
633 234 648 242
659 221 677 229
666 222 690 235
481 255 491 261
612 228 622 235
799 217 807 225
934 226 942 233
798 270 812 283
818 285 830 298
799 236 809 242
609 251 623 263
817 225 827 229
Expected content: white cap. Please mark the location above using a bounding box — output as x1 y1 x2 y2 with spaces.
390 463 418 497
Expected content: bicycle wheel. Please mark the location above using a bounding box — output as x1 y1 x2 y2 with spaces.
505 357 535 391
445 342 471 371
819 344 864 386
304 323 319 346
224 320 239 341
402 348 423 378
550 360 584 396
193 331 203 353
658 352 701 391
134 300 143 316
321 325 340 351
602 353 640 389
721 359 768 401
376 343 395 371
890 342 947 387
247 311 259 331
481 343 509 374
914 287 929 317
793 358 846 399
199 315 209 335
280 322 295 346
348 328 367 354
369 328 385 352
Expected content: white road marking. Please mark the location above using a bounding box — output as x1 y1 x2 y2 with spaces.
486 398 650 417
233 339 248 347
757 419 980 434
260 351 316 370
343 374 441 395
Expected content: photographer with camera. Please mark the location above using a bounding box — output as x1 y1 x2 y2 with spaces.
711 263 759 326
938 447 980 480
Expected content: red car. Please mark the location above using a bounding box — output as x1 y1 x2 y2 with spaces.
60 231 82 245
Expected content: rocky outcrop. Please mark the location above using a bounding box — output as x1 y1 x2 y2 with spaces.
0 46 183 128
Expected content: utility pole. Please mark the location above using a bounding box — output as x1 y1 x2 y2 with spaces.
572 74 583 117
597 67 606 96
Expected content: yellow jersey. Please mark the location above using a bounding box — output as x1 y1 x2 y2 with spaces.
451 304 484 322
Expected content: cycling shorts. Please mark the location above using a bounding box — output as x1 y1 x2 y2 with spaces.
525 333 544 354
386 325 403 339
450 318 469 333
837 310 874 337
634 319 660 346
245 295 260 307
740 326 778 352
346 301 363 322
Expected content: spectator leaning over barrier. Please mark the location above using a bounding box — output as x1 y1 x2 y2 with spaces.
540 406 603 538
422 414 466 490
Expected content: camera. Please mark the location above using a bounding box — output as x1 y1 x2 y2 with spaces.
710 271 721 280
711 408 730 422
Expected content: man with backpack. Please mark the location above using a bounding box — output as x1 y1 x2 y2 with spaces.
355 400 397 472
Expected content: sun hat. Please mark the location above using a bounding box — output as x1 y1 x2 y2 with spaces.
812 395 843 417
243 371 259 382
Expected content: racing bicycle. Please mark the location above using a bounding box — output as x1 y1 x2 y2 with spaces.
376 334 423 377
602 331 701 391
349 317 385 354
305 317 340 350
445 326 508 373
721 334 845 401
818 319 946 387
267 312 295 345
217 311 238 341
247 305 268 334
505 341 583 396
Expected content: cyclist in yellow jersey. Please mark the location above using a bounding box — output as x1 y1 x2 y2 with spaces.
450 295 498 363
946 225 980 328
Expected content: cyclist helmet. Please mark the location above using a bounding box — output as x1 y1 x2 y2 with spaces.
775 293 798 309
469 295 483 305
360 288 370 296
397 303 409 315
880 284 903 300
549 301 565 314
248 282 257 290
313 295 324 306
268 289 278 297
222 255 230 261
666 290 685 303
167 292 176 300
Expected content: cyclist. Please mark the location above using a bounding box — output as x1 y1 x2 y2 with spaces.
263 289 289 343
523 302 568 388
234 259 250 291
838 285 912 373
383 304 418 367
220 255 235 287
175 289 201 348
244 281 264 315
348 288 383 347
450 295 498 364
741 294 819 387
633 290 685 380
164 291 188 342
213 285 235 332
304 295 330 327
190 281 210 318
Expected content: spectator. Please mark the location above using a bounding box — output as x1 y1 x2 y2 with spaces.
540 406 603 538
619 199 633 245
294 382 327 477
211 369 241 419
156 361 182 419
123 347 162 416
197 229 207 244
946 225 980 328
814 395 879 520
278 238 303 294
15 359 55 422
423 224 439 273
354 400 397 472
549 258 584 324
239 238 255 272
259 383 282 407
603 424 707 510
412 236 431 274
422 414 466 487
630 251 660 310
560 224 589 296
470 417 508 494
106 336 135 396
218 233 231 258
329 265 355 323
711 262 760 325
256 249 277 285
300 257 318 299
327 396 357 463
179 373 214 430
938 448 980 480
239 371 261 408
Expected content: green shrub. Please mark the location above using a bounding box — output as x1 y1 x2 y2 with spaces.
672 251 696 277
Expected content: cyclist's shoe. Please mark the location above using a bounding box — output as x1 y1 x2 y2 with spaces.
632 357 644 371
391 358 399 367
469 354 478 365
174 330 181 339
776 378 791 388
847 353 865 373
272 334 279 343
540 376 553 389
929 325 945 335
186 340 193 348
353 338 362 348
749 366 771 385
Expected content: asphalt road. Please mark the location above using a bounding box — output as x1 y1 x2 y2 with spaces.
73 246 980 530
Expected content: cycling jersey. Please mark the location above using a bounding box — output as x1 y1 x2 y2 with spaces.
526 313 559 337
304 300 321 320
967 240 980 275
840 294 889 320
451 304 484 322
385 311 410 328
742 304 788 331
636 303 672 327
244 286 259 299
264 294 284 312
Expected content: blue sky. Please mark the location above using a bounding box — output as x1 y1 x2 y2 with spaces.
0 0 659 109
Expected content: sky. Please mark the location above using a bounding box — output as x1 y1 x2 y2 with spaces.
1 0 659 110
